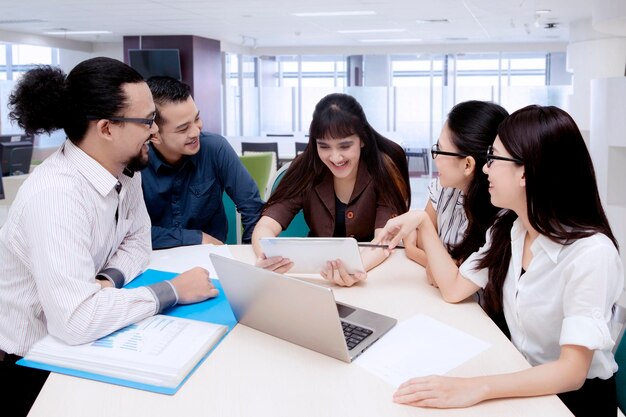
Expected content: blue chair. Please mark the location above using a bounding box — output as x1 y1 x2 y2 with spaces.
265 162 310 237
222 193 239 244
613 302 626 414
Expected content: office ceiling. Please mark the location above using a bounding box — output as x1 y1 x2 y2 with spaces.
0 0 592 49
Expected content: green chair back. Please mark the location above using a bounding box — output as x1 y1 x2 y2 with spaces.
266 162 310 237
239 152 274 197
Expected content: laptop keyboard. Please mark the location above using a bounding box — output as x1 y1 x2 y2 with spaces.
342 321 373 350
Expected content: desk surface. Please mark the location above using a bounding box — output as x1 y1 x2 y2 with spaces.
28 246 572 417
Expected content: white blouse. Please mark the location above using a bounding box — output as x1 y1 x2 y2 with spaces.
460 218 624 379
428 178 467 248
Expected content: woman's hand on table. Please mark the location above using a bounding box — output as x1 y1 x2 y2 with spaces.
393 375 486 409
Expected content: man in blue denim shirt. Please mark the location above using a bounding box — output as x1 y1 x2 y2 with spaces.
142 76 263 249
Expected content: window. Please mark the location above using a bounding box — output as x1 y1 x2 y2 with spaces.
0 43 58 81
0 43 61 146
223 51 562 143
391 55 435 87
277 55 346 88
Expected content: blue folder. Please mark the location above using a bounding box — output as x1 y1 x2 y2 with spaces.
18 269 237 395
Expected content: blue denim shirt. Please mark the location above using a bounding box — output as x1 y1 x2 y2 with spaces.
142 132 263 249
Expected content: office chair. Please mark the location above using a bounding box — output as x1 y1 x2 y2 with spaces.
222 193 240 245
265 161 310 237
613 302 626 414
239 152 275 199
222 154 274 245
241 142 280 171
294 142 308 155
265 133 294 138
10 146 34 175
404 147 429 177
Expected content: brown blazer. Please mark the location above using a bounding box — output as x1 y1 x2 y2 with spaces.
263 159 397 241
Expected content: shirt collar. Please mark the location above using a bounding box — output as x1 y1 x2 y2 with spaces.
63 140 120 197
511 217 563 264
315 158 371 213
147 142 198 172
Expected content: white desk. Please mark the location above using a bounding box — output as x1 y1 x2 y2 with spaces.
27 246 572 417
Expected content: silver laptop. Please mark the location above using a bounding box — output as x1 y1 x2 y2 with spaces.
210 254 397 363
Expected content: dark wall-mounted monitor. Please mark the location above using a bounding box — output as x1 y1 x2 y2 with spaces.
0 141 34 176
0 134 34 143
128 49 182 81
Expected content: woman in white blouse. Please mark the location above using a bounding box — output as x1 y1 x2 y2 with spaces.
405 101 508 273
377 105 623 416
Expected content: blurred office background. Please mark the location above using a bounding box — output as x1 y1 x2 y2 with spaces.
0 0 625 264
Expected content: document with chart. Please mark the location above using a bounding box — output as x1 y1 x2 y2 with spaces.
20 315 227 393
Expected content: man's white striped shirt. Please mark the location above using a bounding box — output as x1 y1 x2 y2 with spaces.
0 140 169 356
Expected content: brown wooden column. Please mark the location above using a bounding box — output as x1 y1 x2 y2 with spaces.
123 35 222 134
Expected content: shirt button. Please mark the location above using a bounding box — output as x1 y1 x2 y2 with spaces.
346 211 354 219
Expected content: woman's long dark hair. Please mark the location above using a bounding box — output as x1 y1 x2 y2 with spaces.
265 93 410 218
477 105 618 317
445 101 509 263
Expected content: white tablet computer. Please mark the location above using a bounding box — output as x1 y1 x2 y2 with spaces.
259 237 364 274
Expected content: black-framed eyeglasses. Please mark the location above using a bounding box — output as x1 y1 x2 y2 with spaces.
86 113 156 128
486 145 523 168
430 143 467 159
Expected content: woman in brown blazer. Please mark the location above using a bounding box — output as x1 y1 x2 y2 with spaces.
252 93 410 286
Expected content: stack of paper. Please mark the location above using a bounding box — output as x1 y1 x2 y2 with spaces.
23 315 227 390
19 268 238 394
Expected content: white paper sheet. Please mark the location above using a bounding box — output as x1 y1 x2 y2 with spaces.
354 314 490 387
148 244 234 278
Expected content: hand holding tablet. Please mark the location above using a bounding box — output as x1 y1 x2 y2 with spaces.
259 237 365 275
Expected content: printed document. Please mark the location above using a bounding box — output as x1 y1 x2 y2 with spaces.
354 314 490 387
23 315 227 388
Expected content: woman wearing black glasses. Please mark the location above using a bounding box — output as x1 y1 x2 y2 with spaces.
404 101 508 280
376 105 622 417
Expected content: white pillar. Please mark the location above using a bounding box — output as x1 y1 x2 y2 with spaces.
566 19 626 140
590 77 626 287
584 0 626 286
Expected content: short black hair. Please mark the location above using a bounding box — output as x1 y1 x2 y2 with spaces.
147 76 191 105
146 76 192 125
